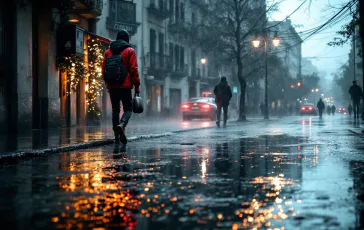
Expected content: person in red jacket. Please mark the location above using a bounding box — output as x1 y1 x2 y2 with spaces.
102 29 140 145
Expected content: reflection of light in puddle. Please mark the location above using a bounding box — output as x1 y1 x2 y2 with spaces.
201 159 207 179
182 122 190 127
201 122 210 127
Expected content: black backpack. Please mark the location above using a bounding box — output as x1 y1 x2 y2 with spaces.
103 50 128 85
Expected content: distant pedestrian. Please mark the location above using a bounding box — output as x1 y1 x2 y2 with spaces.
327 105 331 115
349 80 363 119
102 29 141 145
214 76 232 128
317 98 325 118
348 103 353 117
331 105 336 115
259 103 264 116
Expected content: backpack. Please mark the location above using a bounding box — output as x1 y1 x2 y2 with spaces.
103 50 128 85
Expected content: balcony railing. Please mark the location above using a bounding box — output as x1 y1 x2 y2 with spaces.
168 19 192 34
170 64 188 78
148 1 171 20
75 0 103 18
145 52 172 75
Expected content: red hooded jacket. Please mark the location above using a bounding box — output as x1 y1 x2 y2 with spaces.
102 40 140 89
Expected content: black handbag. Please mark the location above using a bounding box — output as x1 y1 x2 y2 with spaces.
133 95 144 114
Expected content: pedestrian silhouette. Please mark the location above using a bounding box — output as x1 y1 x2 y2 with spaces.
327 105 331 115
331 105 336 115
348 104 353 117
349 80 362 119
317 98 325 118
214 76 232 128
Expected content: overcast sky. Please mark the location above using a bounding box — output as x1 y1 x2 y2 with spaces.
270 0 352 79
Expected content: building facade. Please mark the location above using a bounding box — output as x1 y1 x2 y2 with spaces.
269 19 302 80
0 0 108 134
97 0 219 117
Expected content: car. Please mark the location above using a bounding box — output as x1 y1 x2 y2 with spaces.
181 97 217 121
338 106 346 114
300 103 317 115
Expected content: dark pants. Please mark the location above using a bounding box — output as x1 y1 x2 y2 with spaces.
217 104 228 124
353 100 360 118
109 88 133 129
318 109 323 117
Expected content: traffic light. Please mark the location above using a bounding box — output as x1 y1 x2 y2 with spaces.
297 82 302 87
290 84 295 89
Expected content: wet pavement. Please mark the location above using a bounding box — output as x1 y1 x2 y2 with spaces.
1 115 364 229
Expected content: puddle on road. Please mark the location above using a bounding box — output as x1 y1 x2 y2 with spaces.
0 134 360 229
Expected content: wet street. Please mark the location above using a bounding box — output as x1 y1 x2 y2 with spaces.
1 115 364 230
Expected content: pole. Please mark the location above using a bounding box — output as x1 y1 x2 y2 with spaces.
264 36 269 120
359 0 364 120
353 29 356 81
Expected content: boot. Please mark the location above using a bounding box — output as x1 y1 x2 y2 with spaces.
223 122 227 128
116 121 127 144
113 127 120 144
216 121 220 128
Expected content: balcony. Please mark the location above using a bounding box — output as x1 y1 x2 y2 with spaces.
74 0 103 18
188 67 201 80
148 1 171 20
168 20 192 34
170 64 188 79
144 52 172 76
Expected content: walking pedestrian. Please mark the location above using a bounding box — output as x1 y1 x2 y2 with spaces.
327 105 331 115
348 103 353 117
331 105 336 115
317 98 325 118
349 80 363 119
259 103 264 116
102 29 141 146
213 76 232 128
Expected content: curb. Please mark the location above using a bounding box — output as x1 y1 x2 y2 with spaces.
0 118 274 163
0 125 224 163
348 129 364 138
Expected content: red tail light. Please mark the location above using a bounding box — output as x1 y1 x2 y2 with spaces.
301 107 305 110
308 107 313 110
181 104 190 111
202 104 210 108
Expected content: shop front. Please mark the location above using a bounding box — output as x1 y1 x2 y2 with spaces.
57 24 110 127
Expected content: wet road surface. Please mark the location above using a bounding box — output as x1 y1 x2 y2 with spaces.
1 115 364 229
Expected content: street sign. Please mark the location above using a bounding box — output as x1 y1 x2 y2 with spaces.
233 87 238 93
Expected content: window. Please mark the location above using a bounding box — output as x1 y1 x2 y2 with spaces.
175 0 179 22
169 0 174 16
159 33 164 67
180 46 184 70
180 3 185 21
150 29 156 53
174 44 179 70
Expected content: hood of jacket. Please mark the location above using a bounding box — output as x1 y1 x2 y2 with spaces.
218 81 228 87
110 40 131 54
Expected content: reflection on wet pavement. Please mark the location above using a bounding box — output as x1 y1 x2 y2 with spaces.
0 116 363 229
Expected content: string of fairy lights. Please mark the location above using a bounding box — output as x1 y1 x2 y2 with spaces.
58 37 106 116
86 38 105 115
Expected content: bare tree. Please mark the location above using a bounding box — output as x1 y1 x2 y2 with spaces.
199 0 279 121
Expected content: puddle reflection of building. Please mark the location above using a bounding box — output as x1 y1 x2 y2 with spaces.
349 160 364 229
214 143 232 174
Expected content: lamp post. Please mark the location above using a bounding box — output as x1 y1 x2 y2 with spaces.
252 31 280 120
312 88 319 102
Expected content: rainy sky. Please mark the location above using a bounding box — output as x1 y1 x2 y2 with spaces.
270 0 352 78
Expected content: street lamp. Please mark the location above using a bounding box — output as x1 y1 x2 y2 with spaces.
200 58 207 65
252 30 281 120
